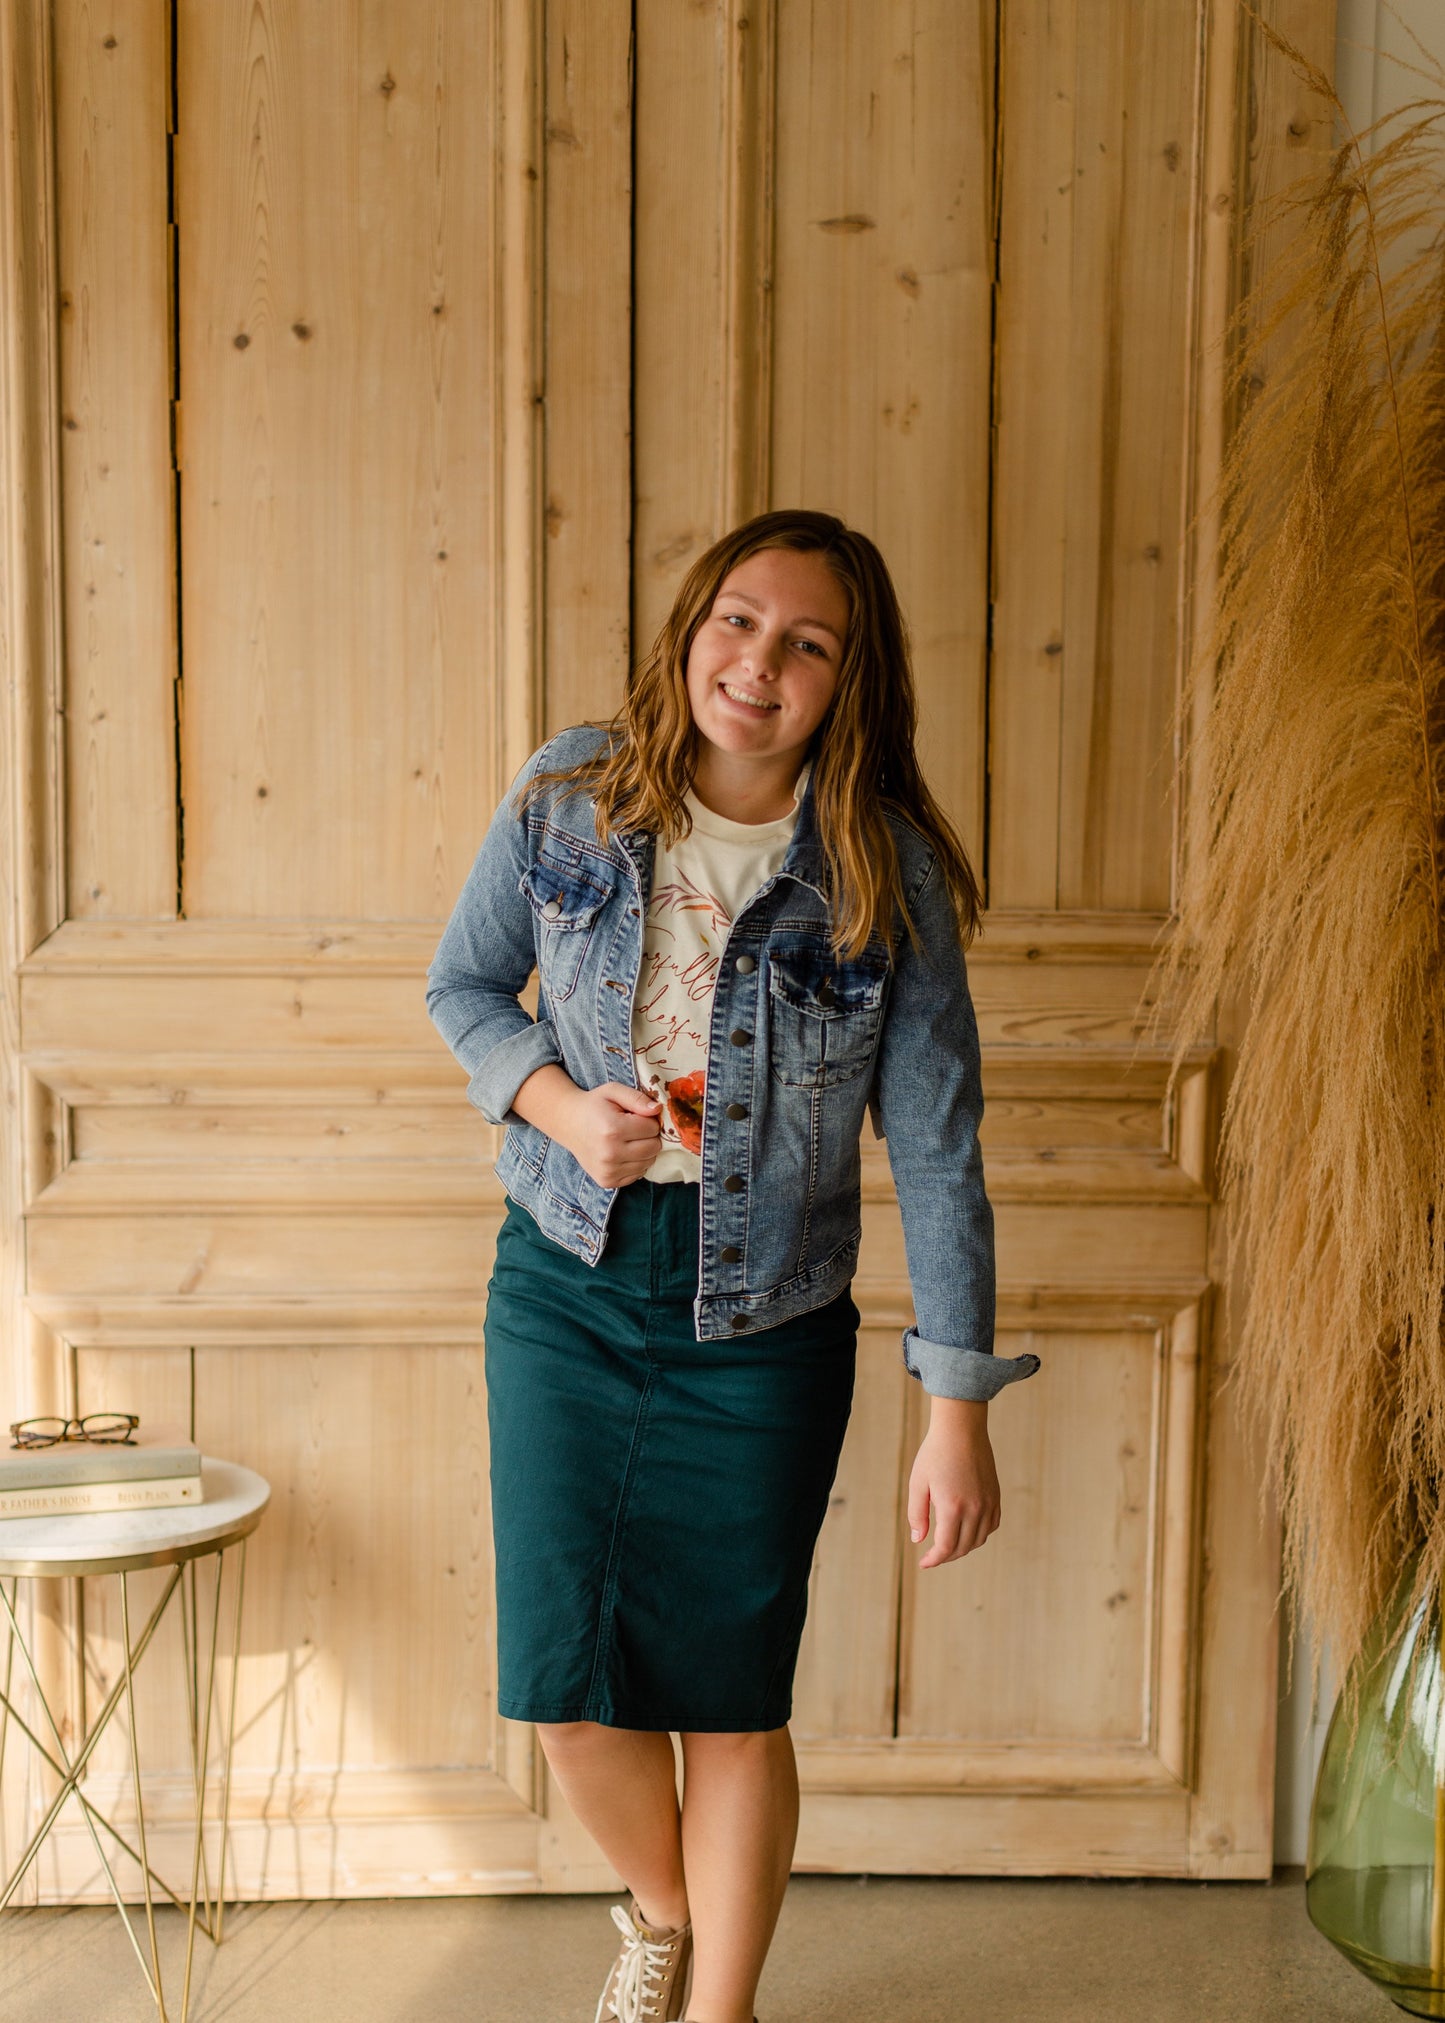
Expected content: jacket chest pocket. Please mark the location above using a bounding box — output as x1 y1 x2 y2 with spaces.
766 938 890 1089
521 850 616 1003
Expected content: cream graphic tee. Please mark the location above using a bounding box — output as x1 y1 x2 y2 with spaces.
631 765 809 1185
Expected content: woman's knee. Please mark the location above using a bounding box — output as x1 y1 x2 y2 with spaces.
679 1724 790 1755
534 1717 612 1752
535 1718 673 1754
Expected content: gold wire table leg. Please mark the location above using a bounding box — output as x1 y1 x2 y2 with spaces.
178 1557 214 1937
121 1572 168 2023
0 1577 220 1935
189 1556 215 1925
0 1573 167 2001
0 1578 14 1864
0 1639 218 1933
214 1538 245 1947
180 1551 224 2023
1 1529 254 2017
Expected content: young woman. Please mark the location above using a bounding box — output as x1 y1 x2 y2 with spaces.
425 509 1041 2023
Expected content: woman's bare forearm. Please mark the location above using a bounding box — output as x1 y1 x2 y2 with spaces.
510 1065 663 1188
510 1062 584 1142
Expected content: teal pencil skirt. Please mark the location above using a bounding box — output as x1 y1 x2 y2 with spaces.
482 1177 858 1732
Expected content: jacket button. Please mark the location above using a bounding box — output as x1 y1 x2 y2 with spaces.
724 1173 745 1193
729 1028 752 1047
720 1244 741 1262
730 1313 748 1330
725 1101 748 1120
542 897 563 921
734 953 756 974
816 979 836 1006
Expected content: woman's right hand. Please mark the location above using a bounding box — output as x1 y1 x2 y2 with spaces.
511 1064 664 1187
559 1081 664 1188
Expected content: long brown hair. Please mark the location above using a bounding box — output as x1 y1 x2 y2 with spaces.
520 509 983 959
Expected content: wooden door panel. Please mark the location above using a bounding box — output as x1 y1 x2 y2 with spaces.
68 1340 495 1775
177 0 501 921
790 1325 910 1742
770 0 995 853
990 0 1202 913
56 1340 522 1900
0 0 1334 1898
54 0 176 919
901 1309 1203 1766
903 1328 1159 1746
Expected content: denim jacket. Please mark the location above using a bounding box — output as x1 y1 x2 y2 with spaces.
424 724 1041 1403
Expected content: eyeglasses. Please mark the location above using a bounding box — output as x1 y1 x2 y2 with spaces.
9 1413 140 1450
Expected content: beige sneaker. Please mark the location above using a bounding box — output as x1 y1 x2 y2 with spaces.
594 1893 694 2022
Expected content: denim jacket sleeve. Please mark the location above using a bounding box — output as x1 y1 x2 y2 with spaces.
424 749 565 1128
869 849 1041 1403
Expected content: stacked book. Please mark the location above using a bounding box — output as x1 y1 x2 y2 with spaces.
0 1427 202 1520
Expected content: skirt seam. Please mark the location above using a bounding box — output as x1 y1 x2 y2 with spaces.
583 1357 657 1711
498 1695 787 1733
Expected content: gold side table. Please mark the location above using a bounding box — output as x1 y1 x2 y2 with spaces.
0 1458 270 2023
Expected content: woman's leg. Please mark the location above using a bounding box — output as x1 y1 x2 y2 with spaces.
676 1723 799 2023
535 1720 691 1932
538 1719 797 2020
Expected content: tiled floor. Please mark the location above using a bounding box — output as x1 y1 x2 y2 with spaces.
7 1867 1394 2023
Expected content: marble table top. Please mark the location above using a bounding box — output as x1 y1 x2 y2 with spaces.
0 1458 271 1576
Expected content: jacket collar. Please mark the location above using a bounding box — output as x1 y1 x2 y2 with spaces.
614 749 830 902
776 751 830 898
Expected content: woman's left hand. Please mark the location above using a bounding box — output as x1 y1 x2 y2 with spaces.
907 1397 1001 1569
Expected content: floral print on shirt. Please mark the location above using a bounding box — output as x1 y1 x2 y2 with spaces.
632 865 732 1158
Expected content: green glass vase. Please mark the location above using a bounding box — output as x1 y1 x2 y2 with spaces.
1307 1550 1445 2017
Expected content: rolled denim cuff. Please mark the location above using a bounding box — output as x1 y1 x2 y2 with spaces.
902 1325 1042 1402
466 1022 565 1128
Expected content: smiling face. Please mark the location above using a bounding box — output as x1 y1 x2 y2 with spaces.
683 546 850 808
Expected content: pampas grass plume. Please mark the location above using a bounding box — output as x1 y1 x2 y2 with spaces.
1142 10 1445 1745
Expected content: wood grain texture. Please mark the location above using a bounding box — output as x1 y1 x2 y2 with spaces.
898 1304 1203 1792
54 0 176 920
718 0 778 530
493 0 546 800
793 1787 1193 1875
194 1343 492 1781
631 0 735 653
176 0 499 917
791 1325 908 1740
990 0 1203 910
0 0 71 1905
0 5 67 964
1 0 1339 1899
771 0 995 860
541 0 633 737
52 1337 495 1904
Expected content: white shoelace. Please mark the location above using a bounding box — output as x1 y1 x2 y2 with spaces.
607 1900 683 2022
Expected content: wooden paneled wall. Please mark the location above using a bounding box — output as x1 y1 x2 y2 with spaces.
0 0 1336 1901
